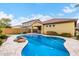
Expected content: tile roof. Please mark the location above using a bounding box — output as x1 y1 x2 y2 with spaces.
43 18 77 24
22 20 36 24
22 19 42 27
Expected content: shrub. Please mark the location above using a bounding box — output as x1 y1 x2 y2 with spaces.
0 29 2 34
60 33 72 37
0 35 8 46
76 35 79 40
26 29 31 33
46 31 58 35
23 32 26 34
0 41 3 46
0 35 8 39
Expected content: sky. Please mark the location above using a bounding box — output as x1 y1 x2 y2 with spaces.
0 3 79 26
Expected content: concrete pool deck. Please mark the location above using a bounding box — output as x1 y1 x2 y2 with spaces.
0 35 28 56
64 37 79 56
0 34 79 56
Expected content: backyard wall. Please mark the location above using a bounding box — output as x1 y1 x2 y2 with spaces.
1 28 30 35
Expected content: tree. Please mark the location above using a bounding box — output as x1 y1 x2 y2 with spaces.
0 18 11 28
75 4 79 7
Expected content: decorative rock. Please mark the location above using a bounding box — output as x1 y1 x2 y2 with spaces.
14 37 26 43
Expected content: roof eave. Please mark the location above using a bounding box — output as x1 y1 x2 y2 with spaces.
43 20 77 25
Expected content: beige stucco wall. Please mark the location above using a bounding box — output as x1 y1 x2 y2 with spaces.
43 21 76 36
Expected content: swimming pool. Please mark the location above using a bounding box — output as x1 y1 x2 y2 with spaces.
21 34 70 56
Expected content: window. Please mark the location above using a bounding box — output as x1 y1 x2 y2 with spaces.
49 24 51 27
52 24 55 27
46 25 48 27
46 24 55 27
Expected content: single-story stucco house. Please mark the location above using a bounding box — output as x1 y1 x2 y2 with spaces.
22 18 77 36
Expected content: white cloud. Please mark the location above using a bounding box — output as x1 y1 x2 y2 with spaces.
11 14 53 26
0 11 53 26
57 13 64 16
77 20 79 24
72 14 79 24
11 17 30 26
63 6 76 13
0 11 14 25
0 11 13 19
63 4 77 13
29 14 53 21
56 4 77 17
70 4 75 8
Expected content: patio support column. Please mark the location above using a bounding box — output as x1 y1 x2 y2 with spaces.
31 26 33 33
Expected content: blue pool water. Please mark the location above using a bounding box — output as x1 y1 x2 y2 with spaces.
20 34 70 56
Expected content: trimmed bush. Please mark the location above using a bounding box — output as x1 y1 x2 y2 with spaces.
0 41 3 46
76 35 79 40
60 33 72 37
0 29 2 34
46 31 59 35
0 35 8 39
0 34 8 46
22 32 26 34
